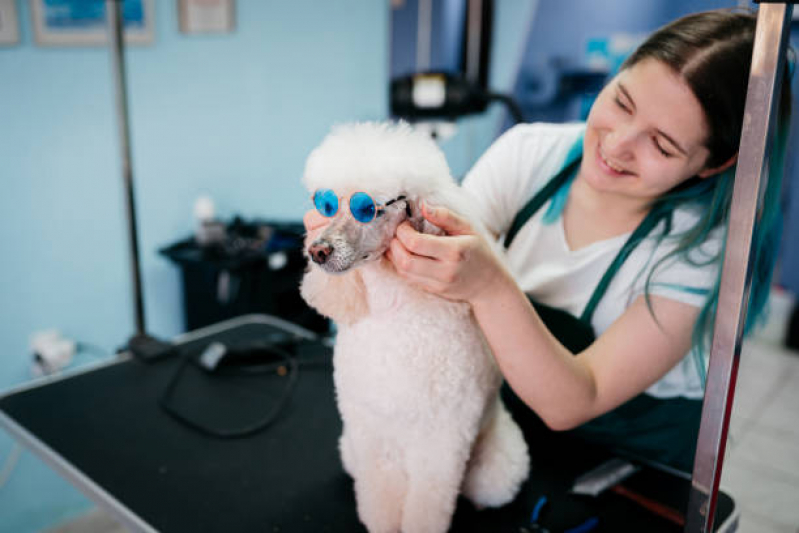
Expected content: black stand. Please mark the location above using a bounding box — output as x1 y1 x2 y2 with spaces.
106 0 172 359
126 333 174 362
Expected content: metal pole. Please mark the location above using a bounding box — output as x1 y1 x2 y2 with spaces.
415 0 432 72
464 0 483 83
106 0 146 336
685 4 792 531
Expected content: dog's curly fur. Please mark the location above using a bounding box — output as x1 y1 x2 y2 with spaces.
300 122 529 533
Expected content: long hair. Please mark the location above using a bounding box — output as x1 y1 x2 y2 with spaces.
623 10 793 381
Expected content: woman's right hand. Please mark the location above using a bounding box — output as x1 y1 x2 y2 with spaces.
386 203 513 305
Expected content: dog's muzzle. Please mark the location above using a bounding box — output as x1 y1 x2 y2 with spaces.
309 240 334 265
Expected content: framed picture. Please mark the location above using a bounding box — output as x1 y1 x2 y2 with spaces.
178 0 234 35
0 0 20 45
31 0 155 46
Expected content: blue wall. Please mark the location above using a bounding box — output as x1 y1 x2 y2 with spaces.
0 0 388 530
3 1 793 531
0 1 534 530
511 0 740 124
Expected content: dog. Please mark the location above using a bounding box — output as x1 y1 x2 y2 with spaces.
300 122 529 533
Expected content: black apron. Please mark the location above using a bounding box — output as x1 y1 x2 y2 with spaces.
501 155 703 473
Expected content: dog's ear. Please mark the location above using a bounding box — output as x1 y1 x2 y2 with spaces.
300 266 369 326
406 198 445 236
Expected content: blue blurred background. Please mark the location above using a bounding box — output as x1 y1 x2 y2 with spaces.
1 1 797 531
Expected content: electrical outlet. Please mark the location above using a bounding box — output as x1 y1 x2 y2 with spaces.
30 330 76 377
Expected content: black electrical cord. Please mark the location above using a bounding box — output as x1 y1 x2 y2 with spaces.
484 91 525 125
158 340 330 439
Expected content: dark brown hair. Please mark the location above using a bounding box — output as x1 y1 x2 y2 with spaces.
620 10 794 376
621 9 791 168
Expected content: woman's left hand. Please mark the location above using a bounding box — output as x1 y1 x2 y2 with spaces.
386 204 512 304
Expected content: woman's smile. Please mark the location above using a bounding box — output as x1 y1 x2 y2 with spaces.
596 144 633 176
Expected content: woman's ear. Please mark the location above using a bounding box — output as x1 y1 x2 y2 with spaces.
406 198 445 236
698 153 737 179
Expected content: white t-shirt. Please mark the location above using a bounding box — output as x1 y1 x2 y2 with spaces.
462 122 722 400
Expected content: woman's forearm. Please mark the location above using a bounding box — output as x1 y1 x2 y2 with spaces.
470 270 600 430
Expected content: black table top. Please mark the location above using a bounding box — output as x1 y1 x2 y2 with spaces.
0 317 734 532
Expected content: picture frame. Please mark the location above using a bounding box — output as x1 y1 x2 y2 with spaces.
178 0 235 35
0 0 20 45
30 0 155 46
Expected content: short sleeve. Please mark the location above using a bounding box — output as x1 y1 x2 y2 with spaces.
462 122 586 238
461 126 531 236
630 221 723 308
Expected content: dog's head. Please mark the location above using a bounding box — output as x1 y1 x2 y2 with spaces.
302 122 453 274
306 190 440 274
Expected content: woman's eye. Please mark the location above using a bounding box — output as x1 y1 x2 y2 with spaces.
654 139 673 158
614 96 630 113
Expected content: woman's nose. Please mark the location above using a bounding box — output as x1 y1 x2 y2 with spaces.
603 127 636 159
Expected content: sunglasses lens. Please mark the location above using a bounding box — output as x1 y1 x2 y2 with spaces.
313 189 338 217
350 192 377 223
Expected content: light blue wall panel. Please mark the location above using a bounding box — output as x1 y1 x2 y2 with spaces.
0 0 388 530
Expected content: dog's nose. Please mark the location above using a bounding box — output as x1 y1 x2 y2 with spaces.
309 241 334 265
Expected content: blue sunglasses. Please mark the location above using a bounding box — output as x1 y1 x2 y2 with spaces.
313 189 407 224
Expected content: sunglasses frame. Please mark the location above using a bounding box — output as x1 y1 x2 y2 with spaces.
312 189 407 224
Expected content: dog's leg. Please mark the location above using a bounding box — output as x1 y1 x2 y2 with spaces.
349 431 407 533
461 398 530 508
401 434 470 533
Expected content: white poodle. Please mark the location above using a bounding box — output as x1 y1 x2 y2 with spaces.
300 122 529 533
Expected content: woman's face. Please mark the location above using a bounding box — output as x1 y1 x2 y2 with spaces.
582 58 717 208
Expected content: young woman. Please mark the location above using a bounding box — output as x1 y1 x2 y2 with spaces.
307 9 793 472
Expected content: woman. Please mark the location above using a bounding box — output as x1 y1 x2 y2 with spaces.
308 9 793 472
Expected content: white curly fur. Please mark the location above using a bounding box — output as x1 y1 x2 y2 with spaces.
300 122 529 533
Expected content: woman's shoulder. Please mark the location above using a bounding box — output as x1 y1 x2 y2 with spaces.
667 203 705 234
669 203 725 252
467 121 586 187
628 203 724 302
461 122 586 236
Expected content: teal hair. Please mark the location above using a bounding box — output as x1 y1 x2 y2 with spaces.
646 110 791 383
622 9 794 384
542 11 793 385
538 118 790 385
542 134 583 225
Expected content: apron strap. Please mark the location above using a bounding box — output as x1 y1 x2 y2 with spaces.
503 151 672 325
503 156 582 249
580 205 672 323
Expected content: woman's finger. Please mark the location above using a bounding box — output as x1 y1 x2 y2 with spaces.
304 209 329 232
304 210 331 247
421 203 474 236
387 242 449 295
394 222 449 259
396 222 478 267
388 237 452 281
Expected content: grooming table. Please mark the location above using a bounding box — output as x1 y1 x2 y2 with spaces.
0 316 737 532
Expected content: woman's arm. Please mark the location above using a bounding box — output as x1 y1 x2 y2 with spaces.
387 204 699 430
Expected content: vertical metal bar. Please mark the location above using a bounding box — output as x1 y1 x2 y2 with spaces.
685 4 792 532
416 0 432 71
107 0 146 336
464 0 483 83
